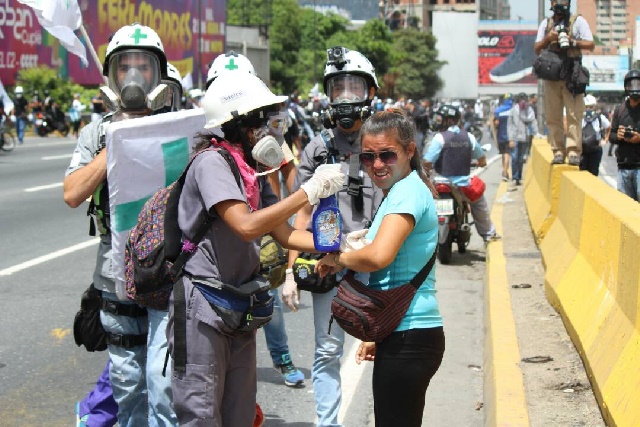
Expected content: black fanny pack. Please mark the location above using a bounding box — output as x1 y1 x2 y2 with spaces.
73 284 108 352
292 252 338 293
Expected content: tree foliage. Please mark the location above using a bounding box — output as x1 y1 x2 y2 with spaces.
226 1 444 98
15 66 87 111
389 28 444 100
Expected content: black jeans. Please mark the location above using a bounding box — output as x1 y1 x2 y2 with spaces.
372 327 445 427
579 147 603 176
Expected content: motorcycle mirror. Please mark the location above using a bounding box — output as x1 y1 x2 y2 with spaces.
481 143 492 152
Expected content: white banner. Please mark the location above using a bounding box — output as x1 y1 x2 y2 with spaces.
16 0 88 66
107 109 207 299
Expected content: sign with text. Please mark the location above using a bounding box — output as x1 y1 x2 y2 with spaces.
0 0 225 86
478 30 537 86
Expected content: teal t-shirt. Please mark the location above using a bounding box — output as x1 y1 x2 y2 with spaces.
366 170 442 331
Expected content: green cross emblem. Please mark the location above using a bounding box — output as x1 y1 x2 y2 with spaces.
130 28 148 45
225 58 239 71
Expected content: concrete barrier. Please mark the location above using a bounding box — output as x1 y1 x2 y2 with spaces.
523 138 575 244
531 163 640 426
484 182 530 427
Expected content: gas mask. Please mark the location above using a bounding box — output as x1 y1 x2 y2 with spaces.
251 124 285 170
100 84 169 113
585 109 595 121
105 50 165 111
625 78 640 101
322 75 372 130
551 0 570 17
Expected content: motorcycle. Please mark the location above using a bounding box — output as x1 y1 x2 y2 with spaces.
37 109 70 137
432 176 472 264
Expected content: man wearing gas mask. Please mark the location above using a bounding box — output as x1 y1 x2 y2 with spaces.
64 23 176 426
283 47 384 427
608 70 640 201
534 0 594 166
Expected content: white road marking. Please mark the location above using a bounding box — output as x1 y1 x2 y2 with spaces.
24 182 63 192
339 340 367 423
42 154 73 160
0 238 99 276
599 164 616 188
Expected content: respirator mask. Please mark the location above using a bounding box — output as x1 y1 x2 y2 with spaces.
251 111 289 171
625 78 640 101
104 50 168 111
322 75 372 130
551 0 570 16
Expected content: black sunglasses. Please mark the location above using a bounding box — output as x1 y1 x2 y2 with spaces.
358 150 399 167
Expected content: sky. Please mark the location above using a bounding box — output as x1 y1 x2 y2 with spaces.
509 0 553 22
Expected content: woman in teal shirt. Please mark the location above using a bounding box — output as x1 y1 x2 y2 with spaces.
317 110 444 427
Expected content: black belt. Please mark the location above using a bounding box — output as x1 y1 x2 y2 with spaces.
107 332 147 348
101 298 148 317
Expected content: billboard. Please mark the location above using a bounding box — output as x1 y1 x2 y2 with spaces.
478 29 537 86
0 0 226 86
433 12 478 99
582 55 629 92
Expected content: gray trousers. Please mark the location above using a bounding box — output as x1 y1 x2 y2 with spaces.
168 278 257 427
469 195 496 239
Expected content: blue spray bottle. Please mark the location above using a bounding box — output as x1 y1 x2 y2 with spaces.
312 194 342 252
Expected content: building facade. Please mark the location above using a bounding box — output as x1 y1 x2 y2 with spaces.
480 0 511 21
382 0 479 31
576 0 640 56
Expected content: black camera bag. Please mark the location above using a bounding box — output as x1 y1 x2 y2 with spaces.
533 49 565 81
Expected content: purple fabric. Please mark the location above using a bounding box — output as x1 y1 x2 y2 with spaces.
78 361 118 427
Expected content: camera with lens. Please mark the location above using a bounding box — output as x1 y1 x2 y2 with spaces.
624 126 638 140
554 24 570 49
327 46 348 66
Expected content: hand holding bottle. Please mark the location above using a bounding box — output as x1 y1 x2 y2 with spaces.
301 164 344 205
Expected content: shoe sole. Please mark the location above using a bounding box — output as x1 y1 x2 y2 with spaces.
489 67 533 84
284 378 304 387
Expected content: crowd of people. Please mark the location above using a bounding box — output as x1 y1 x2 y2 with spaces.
50 1 640 426
62 22 463 427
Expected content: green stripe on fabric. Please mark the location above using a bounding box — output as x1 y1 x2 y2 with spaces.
113 197 150 233
163 138 190 186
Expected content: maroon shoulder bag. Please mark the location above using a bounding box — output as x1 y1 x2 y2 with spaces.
330 249 437 343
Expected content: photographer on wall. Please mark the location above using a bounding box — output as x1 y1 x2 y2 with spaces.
533 0 594 166
609 70 640 202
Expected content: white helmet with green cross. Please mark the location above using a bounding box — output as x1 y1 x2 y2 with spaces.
206 51 256 89
103 23 167 95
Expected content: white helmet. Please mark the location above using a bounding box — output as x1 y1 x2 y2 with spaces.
163 63 183 110
323 47 379 99
103 23 167 94
584 94 597 107
15 86 23 95
202 73 287 129
206 51 256 89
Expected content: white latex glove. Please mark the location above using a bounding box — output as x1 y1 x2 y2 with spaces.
281 268 300 312
339 228 372 253
300 164 345 205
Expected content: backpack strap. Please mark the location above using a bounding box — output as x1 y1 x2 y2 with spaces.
320 129 364 212
169 147 243 277
172 277 187 374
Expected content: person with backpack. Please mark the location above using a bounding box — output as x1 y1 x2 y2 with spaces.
64 23 178 427
167 71 344 426
580 94 610 176
534 0 594 166
204 51 306 388
608 69 640 201
493 94 514 181
508 93 538 186
282 47 384 427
